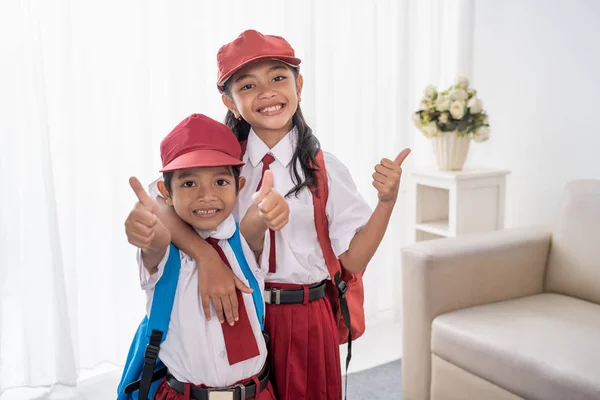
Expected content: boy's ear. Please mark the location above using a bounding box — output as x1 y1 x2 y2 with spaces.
296 74 304 102
157 180 173 206
222 94 240 119
238 176 246 192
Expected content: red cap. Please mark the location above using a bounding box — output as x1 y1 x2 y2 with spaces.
160 114 244 173
216 29 301 92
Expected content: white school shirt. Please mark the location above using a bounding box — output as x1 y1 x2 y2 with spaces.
138 215 268 387
233 127 373 284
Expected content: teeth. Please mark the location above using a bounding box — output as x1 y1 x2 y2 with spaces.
194 209 218 215
260 104 282 113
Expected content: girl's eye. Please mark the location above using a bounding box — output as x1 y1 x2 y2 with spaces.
216 179 229 187
181 181 195 188
273 76 286 82
240 83 255 91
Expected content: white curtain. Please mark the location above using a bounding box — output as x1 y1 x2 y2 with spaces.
0 0 473 396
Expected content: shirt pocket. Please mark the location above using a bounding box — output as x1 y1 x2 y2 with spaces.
284 201 323 263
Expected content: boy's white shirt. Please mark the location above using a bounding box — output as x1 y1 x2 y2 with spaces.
148 126 373 285
138 214 268 387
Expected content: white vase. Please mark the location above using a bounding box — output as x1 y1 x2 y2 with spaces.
431 132 470 171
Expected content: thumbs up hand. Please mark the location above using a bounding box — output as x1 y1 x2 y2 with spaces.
372 148 411 206
125 177 171 251
252 170 289 231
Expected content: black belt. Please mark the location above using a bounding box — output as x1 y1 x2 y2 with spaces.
263 280 327 305
166 364 269 400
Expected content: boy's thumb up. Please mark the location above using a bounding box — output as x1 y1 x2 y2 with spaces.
252 170 274 205
129 176 156 212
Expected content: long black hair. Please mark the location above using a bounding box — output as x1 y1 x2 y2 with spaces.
222 68 321 198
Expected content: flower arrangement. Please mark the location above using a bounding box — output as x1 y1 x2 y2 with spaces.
412 77 490 142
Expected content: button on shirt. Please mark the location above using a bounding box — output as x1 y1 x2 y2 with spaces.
233 127 373 284
138 215 267 387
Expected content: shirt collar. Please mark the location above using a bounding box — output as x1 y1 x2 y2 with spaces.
195 214 236 240
247 126 296 168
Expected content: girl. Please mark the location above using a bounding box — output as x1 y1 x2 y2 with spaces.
157 30 410 400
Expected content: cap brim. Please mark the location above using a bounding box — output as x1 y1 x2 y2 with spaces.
217 55 301 90
160 149 244 173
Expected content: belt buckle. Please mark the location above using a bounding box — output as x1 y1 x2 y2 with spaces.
264 288 281 305
208 383 245 400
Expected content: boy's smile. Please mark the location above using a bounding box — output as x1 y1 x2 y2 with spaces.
159 166 245 231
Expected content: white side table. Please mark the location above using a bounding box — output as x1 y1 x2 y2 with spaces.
412 168 509 241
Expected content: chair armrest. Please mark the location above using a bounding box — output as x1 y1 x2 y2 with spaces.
400 227 551 400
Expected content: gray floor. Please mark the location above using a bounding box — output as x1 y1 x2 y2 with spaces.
343 360 402 400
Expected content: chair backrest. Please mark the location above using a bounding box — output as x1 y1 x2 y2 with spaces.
545 180 600 304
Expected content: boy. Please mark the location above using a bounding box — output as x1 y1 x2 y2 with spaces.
124 113 286 399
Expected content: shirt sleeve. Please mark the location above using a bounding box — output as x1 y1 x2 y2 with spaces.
137 246 171 291
323 152 373 257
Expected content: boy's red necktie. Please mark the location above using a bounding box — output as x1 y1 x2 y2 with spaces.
205 237 260 365
256 154 277 273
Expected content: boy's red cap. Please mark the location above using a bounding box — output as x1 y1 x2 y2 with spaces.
216 29 301 92
160 113 244 173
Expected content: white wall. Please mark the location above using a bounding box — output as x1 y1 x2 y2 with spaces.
465 0 600 228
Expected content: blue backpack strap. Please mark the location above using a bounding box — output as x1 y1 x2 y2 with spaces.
117 243 181 399
146 243 181 339
228 223 265 330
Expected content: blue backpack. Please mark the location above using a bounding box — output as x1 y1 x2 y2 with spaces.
116 224 265 399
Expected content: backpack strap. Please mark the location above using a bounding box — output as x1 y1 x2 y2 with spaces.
310 150 353 397
228 223 265 330
138 243 181 399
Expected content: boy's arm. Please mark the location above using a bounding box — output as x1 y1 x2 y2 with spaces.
339 149 411 274
154 197 251 326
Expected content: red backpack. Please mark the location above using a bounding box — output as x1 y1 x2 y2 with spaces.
310 150 365 371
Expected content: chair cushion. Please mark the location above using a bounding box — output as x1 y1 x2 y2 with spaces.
432 293 600 400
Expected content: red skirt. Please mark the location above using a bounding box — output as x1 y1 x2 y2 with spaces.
264 282 342 400
153 374 276 400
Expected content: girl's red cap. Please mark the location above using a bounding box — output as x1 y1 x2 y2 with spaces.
216 29 301 92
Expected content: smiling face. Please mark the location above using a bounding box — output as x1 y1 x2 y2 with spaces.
222 59 303 139
159 166 245 231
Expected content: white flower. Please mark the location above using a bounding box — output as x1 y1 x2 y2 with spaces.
419 99 432 111
450 88 468 101
439 112 449 124
467 97 483 114
467 88 477 97
422 122 439 138
474 126 490 142
450 100 466 120
424 85 437 99
456 76 469 89
435 96 451 112
483 115 489 124
412 113 423 129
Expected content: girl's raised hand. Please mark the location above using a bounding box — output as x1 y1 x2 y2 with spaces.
372 148 411 206
252 170 290 231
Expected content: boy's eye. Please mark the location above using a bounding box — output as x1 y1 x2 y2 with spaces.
240 83 255 91
273 76 286 82
216 179 229 187
181 181 196 188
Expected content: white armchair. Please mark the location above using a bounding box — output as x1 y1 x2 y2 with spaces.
401 180 600 400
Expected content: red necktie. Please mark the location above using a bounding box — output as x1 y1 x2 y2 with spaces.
206 237 260 365
256 154 277 273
